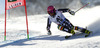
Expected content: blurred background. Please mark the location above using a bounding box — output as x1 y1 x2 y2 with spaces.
0 0 100 16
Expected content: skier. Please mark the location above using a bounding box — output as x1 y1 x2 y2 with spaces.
46 5 91 38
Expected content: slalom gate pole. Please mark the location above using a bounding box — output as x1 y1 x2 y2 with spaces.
24 0 29 40
4 0 7 41
75 2 90 13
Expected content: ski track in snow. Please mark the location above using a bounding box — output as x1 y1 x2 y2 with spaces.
0 6 100 48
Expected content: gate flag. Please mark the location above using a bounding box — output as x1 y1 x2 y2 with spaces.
5 0 29 41
6 0 25 10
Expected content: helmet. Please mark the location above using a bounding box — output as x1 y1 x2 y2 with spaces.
47 5 56 16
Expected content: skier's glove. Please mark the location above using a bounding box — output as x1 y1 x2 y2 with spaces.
47 30 52 35
46 27 52 35
69 11 75 15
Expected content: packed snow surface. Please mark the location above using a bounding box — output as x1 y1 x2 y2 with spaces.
0 6 100 48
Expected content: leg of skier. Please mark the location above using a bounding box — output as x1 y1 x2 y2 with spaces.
58 25 75 39
64 18 91 37
58 18 91 38
74 26 92 37
57 25 74 34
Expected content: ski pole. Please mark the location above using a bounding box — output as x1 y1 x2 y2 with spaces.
75 2 90 13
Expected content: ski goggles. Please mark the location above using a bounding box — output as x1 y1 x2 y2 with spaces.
47 9 55 14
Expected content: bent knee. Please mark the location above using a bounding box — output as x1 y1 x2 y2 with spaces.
58 25 64 30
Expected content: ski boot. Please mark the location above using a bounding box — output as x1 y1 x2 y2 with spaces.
70 29 75 35
85 30 92 37
65 29 75 39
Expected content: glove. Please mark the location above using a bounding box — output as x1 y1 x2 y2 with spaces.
69 11 75 15
46 27 52 35
47 30 52 35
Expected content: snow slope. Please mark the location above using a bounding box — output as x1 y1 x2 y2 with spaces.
0 6 100 48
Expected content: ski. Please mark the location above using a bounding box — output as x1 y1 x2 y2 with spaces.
65 32 92 39
65 36 71 39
